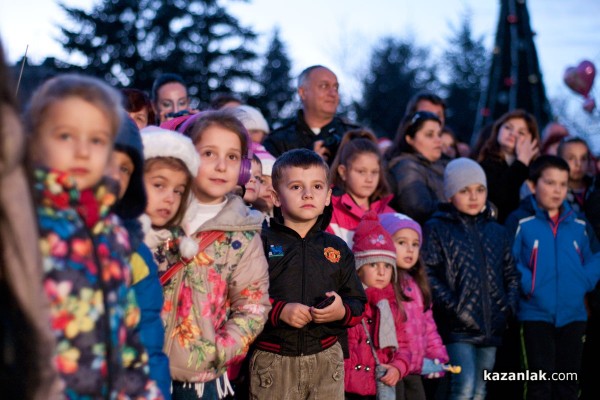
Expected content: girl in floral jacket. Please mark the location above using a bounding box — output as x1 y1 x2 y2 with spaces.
26 74 162 399
160 111 270 400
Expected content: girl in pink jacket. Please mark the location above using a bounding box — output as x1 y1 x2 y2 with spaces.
380 212 449 400
327 129 394 247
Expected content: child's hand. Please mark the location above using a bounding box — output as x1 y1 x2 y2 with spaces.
310 292 345 323
379 364 401 386
515 135 539 166
280 303 313 328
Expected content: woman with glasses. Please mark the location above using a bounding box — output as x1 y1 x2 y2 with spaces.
385 111 446 225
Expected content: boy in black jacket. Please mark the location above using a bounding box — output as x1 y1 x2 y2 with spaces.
250 149 366 400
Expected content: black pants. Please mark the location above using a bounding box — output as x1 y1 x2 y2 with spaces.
396 374 426 400
521 321 586 400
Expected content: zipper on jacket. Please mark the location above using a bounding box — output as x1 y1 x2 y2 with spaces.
528 240 539 297
300 238 306 355
473 224 492 339
87 227 113 400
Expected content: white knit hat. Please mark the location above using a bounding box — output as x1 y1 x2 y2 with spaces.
232 105 270 134
140 126 200 177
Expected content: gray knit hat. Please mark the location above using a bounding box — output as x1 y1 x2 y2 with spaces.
443 157 487 199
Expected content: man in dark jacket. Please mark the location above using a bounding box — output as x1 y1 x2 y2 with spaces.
263 65 360 164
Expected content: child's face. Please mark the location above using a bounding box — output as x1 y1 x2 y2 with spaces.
441 132 457 158
338 152 380 204
392 228 420 270
128 108 150 130
254 175 274 212
36 97 113 191
497 118 531 155
358 262 393 289
561 142 589 182
144 166 188 227
193 126 242 204
243 159 262 203
531 167 569 217
450 183 487 216
272 165 332 227
107 151 134 199
249 129 267 144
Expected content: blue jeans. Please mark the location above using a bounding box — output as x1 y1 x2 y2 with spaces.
446 343 496 400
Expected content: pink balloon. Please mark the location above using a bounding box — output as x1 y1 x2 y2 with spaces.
583 97 596 113
564 60 596 97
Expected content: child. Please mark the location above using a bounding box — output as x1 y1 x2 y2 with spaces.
25 73 162 399
423 157 520 400
327 129 394 247
345 211 409 400
557 136 593 213
249 148 367 400
379 212 448 400
252 148 276 220
167 110 270 399
505 155 600 400
242 154 263 205
109 117 172 399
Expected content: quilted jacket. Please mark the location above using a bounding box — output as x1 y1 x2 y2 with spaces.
423 203 521 346
34 168 162 399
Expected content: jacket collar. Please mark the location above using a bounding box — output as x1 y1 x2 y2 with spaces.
525 194 575 222
332 192 393 218
270 202 334 239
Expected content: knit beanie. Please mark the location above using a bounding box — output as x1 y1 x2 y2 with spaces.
140 126 200 177
113 114 147 220
379 212 422 245
232 105 270 134
443 157 487 199
255 147 276 176
352 211 397 271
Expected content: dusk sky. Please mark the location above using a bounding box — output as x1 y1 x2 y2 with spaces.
1 0 599 111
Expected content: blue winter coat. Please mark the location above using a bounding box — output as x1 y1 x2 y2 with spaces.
506 195 600 327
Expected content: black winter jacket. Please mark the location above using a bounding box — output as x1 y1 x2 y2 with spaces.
479 157 529 223
263 110 360 163
387 152 447 225
254 206 367 356
423 203 521 346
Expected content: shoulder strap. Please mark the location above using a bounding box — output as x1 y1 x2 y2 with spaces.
159 230 222 286
361 319 382 366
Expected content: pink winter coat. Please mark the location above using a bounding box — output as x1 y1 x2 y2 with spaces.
344 285 409 396
327 192 395 247
400 274 448 374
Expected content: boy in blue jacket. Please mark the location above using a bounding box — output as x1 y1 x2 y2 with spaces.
506 155 600 400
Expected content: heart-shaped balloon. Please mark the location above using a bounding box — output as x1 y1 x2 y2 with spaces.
564 60 596 97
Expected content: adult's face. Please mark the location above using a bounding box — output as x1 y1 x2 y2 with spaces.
155 82 190 122
406 120 443 162
298 67 339 120
416 100 445 125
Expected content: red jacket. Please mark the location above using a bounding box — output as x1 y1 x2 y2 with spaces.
399 274 448 374
344 285 409 396
327 193 395 247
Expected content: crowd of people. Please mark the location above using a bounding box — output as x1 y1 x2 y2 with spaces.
2 37 600 400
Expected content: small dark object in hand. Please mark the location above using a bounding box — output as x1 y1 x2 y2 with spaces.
314 296 335 309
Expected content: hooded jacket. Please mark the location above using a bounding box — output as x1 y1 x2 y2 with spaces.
255 204 367 356
34 168 162 399
423 203 521 346
506 195 600 327
160 194 271 382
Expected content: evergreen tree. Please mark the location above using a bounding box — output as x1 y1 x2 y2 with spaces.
248 28 294 124
442 14 488 143
57 0 258 107
354 37 439 138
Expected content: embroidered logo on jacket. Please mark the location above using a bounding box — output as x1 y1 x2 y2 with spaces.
268 245 284 258
324 247 341 263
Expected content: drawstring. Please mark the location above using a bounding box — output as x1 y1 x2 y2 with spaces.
216 372 235 399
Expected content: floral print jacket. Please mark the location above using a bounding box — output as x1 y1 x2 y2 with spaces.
156 194 270 383
34 168 163 399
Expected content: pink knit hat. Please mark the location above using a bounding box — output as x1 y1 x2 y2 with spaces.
352 211 397 271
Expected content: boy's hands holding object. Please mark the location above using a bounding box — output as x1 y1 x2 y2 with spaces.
280 303 313 328
379 364 401 386
310 292 345 323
